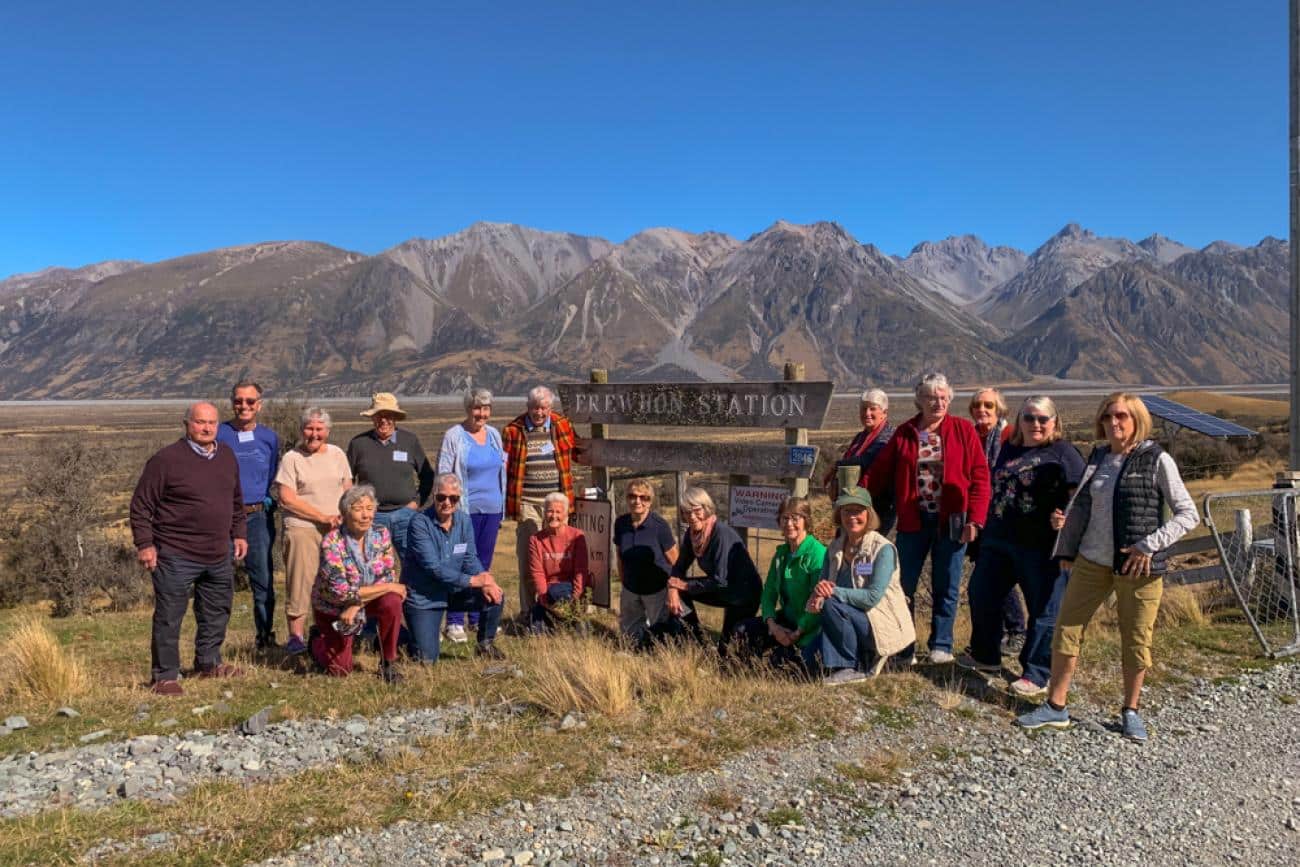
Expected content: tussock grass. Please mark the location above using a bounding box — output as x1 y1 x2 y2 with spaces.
1157 584 1207 629
521 635 640 717
835 750 907 785
1 616 88 704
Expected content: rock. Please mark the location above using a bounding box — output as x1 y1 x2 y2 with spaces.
241 707 273 736
118 778 144 798
143 832 173 847
511 850 534 865
157 718 179 728
56 707 80 719
243 758 262 772
345 721 369 736
79 729 112 743
559 714 579 731
4 716 29 731
747 821 769 838
481 848 506 862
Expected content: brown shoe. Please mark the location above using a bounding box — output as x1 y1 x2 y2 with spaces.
150 679 184 696
196 663 244 679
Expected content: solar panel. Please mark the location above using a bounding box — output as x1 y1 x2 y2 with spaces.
1139 394 1257 438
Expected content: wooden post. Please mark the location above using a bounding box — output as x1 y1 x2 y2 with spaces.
784 361 808 498
589 369 611 496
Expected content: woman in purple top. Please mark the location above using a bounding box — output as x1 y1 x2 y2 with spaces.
435 387 506 643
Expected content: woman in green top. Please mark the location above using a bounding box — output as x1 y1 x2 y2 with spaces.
809 487 917 686
740 497 826 672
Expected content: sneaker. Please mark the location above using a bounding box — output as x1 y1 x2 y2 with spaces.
1120 708 1148 743
475 640 506 660
285 635 308 655
380 662 404 685
149 679 183 696
1008 677 1048 699
1001 632 1026 655
196 663 244 679
823 668 868 687
443 623 468 644
955 651 1000 674
1015 702 1071 731
928 649 956 665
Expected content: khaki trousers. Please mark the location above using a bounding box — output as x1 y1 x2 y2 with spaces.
282 523 325 620
514 499 546 616
1052 555 1163 671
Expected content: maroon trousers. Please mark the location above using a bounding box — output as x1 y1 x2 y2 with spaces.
310 592 402 676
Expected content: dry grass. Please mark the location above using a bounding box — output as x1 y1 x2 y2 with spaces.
1 616 88 705
1164 391 1287 420
521 635 640 717
835 750 907 785
1157 584 1208 629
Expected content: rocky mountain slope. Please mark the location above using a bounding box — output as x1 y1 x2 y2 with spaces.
0 223 1285 398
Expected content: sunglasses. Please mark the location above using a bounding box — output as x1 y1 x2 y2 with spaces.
232 398 260 406
627 493 652 502
1101 411 1133 422
1022 413 1053 425
434 494 461 504
972 400 998 410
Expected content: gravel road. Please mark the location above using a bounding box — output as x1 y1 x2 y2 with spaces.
258 662 1300 867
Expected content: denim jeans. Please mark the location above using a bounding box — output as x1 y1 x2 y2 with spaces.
967 537 1066 686
895 512 967 655
446 512 501 629
243 507 276 641
819 595 876 671
373 507 417 561
530 581 573 632
404 587 503 663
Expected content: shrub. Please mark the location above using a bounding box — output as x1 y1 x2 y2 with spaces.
0 439 146 616
1 616 89 704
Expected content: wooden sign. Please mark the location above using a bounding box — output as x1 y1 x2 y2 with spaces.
570 497 613 608
575 438 819 479
557 381 833 429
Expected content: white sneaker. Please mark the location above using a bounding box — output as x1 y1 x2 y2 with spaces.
1008 677 1048 699
928 649 955 665
823 668 868 687
443 623 468 644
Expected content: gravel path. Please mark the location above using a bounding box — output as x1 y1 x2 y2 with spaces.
258 662 1300 867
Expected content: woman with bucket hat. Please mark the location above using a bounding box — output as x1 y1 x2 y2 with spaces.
808 487 916 686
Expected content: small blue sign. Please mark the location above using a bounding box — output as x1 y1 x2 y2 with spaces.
788 445 816 466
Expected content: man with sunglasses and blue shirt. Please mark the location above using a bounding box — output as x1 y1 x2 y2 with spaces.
216 380 281 650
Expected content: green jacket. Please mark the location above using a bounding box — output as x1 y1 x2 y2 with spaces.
761 534 827 648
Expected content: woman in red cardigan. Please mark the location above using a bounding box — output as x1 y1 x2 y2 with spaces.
867 372 990 664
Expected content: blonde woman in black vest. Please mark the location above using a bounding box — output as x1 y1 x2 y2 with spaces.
1016 393 1196 742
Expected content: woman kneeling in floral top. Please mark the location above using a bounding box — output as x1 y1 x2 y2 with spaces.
310 484 407 683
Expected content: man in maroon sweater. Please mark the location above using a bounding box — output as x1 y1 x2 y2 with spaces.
130 402 248 694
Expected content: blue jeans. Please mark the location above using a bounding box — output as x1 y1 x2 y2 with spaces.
447 512 502 629
404 588 503 663
968 537 1067 686
819 595 876 671
530 581 573 631
896 512 967 655
243 507 276 641
373 507 417 561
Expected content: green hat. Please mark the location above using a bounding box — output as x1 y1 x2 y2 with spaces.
832 486 873 516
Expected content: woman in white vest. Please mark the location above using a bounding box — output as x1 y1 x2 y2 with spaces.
808 487 916 686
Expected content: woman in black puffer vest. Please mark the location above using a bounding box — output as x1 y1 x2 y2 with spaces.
1016 393 1197 743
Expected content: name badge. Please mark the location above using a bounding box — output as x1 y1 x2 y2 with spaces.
854 561 873 577
393 450 409 462
453 543 468 555
919 431 929 444
532 441 555 457
237 430 255 443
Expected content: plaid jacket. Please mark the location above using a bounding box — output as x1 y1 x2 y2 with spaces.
502 412 577 519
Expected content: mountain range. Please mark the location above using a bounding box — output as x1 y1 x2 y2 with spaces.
0 220 1286 398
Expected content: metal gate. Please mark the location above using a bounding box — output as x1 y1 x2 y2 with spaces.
1204 489 1300 658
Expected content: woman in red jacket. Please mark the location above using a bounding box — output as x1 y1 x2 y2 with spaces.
867 372 990 664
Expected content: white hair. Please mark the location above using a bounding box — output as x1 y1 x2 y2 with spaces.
300 406 331 428
543 491 570 510
860 388 889 411
340 484 377 514
914 373 951 404
678 486 717 517
464 387 493 412
435 472 462 493
527 385 555 408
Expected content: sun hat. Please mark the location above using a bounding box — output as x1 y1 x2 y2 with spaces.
360 392 407 420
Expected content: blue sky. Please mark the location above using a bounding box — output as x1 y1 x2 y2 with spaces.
0 1 1285 277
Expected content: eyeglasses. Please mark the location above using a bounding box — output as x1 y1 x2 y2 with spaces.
679 506 706 518
972 400 997 410
232 398 260 406
1022 413 1053 425
779 514 805 524
1101 411 1133 422
434 494 461 504
627 494 652 502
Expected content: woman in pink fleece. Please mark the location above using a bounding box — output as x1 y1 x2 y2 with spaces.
527 492 588 632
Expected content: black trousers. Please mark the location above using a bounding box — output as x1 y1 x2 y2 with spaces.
151 554 234 682
676 589 760 653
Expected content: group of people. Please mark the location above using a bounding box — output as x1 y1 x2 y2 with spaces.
128 373 1198 742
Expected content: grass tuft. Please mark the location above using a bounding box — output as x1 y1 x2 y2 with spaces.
1157 584 1207 629
520 634 640 718
1 615 88 704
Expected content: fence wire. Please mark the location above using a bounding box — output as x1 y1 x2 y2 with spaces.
1204 489 1300 658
